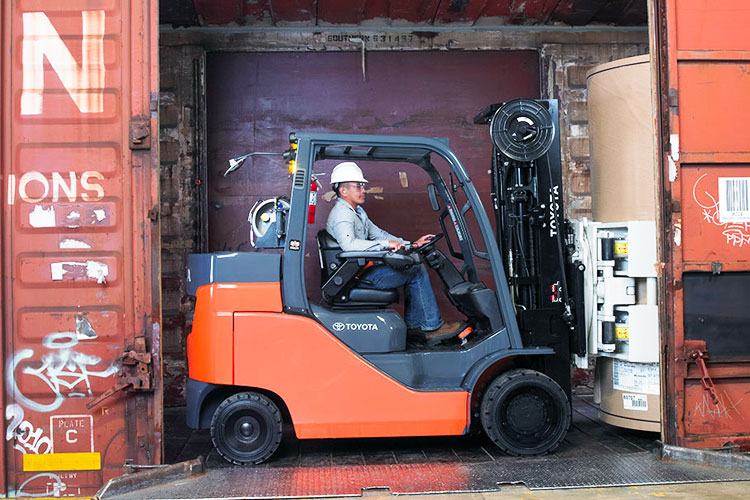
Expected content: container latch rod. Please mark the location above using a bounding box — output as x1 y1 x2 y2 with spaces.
689 349 719 405
87 340 153 409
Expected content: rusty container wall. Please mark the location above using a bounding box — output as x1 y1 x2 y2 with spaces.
1 0 161 497
660 0 750 448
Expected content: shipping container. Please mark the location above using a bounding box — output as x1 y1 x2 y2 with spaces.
658 0 750 449
1 0 161 496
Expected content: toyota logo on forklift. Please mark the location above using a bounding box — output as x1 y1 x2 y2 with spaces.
332 322 378 331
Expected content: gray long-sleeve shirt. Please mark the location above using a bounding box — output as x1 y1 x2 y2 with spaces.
326 198 408 251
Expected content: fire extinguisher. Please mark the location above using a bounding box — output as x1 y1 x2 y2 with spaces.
308 176 319 224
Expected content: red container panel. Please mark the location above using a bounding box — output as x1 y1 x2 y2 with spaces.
1 0 161 496
675 0 750 51
681 166 750 263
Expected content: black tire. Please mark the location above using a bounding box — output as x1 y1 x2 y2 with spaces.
480 368 570 456
210 392 282 465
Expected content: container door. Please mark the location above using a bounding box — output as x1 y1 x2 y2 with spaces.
660 0 750 448
1 0 161 496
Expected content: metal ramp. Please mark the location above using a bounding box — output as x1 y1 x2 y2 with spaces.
101 394 750 499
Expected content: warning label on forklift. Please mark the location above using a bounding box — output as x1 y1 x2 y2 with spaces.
622 393 648 411
612 360 659 395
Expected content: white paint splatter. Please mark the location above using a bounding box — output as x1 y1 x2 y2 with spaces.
668 156 677 182
29 205 55 228
670 134 680 162
93 209 106 222
59 239 91 249
50 261 109 283
65 210 81 228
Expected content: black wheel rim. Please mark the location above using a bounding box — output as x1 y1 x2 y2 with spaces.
497 385 561 450
220 407 272 460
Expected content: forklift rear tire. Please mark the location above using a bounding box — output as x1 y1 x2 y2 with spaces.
480 368 570 456
210 391 283 465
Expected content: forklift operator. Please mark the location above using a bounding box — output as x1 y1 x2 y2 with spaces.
326 161 464 342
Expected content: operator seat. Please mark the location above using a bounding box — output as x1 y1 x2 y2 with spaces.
316 230 398 307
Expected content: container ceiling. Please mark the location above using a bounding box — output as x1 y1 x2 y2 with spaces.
160 0 648 28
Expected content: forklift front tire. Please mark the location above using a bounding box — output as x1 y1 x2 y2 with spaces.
480 368 570 456
210 391 283 465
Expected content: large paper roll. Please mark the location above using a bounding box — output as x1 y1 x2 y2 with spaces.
587 55 657 222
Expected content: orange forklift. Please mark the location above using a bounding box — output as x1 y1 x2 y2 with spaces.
185 99 586 465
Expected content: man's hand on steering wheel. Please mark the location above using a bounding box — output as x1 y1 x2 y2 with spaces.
413 233 444 254
413 234 436 248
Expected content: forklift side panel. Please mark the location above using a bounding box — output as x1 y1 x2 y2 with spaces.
189 283 283 384
187 252 281 295
234 312 470 438
312 305 406 353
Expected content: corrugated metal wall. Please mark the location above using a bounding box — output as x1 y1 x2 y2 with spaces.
1 0 161 496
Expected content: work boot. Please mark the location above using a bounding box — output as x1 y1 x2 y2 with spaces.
422 321 465 345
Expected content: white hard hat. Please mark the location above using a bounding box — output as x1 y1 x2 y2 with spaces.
330 161 368 185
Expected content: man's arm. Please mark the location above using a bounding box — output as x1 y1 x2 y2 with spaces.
329 218 385 251
366 218 409 248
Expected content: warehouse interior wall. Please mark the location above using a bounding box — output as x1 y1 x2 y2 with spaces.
158 32 648 406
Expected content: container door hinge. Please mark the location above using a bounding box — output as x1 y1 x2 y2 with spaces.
130 117 151 150
686 342 719 405
87 337 153 409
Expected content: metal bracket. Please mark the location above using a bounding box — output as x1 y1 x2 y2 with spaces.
87 337 153 409
129 117 151 150
687 345 719 405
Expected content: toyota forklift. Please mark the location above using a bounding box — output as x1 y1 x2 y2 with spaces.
185 99 586 465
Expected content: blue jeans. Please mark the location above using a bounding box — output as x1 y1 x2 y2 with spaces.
360 263 443 331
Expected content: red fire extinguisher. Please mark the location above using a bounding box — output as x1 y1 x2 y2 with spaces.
308 176 319 224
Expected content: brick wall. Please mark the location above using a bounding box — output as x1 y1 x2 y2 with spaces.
158 37 648 406
541 43 649 218
159 45 205 405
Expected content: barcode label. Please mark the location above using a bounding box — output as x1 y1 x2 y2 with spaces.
622 393 648 411
719 177 750 223
613 360 660 395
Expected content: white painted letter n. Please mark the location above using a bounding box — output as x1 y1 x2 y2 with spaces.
21 10 105 115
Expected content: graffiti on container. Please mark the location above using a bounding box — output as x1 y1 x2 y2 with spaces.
14 472 66 498
6 171 105 206
5 404 52 455
693 390 744 420
692 173 750 247
7 332 119 413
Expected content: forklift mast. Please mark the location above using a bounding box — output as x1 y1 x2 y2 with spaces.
474 99 587 396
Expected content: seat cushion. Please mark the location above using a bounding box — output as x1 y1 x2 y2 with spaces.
349 287 398 303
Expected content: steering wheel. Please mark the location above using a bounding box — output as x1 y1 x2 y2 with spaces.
412 233 444 255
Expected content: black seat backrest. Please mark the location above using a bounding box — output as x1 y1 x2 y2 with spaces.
317 230 343 285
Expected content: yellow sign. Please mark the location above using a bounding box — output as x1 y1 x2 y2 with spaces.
614 242 629 255
23 452 101 472
615 327 629 339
